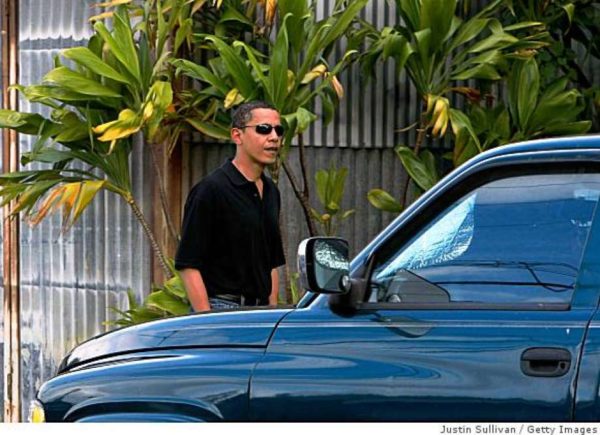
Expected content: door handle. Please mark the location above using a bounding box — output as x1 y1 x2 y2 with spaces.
521 347 571 377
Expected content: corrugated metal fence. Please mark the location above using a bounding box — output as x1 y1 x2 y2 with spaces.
13 0 152 420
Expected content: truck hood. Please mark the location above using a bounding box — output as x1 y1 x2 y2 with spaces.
59 308 294 372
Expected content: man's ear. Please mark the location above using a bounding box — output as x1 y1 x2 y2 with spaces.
231 128 243 145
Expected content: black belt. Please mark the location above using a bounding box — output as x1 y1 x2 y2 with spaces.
215 294 267 306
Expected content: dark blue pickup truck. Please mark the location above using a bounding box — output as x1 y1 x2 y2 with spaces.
31 136 600 422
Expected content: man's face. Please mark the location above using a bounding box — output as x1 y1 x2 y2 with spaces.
231 108 282 166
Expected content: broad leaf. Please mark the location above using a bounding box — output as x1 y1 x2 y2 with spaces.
72 180 107 222
508 58 539 132
146 290 190 316
186 118 230 140
396 145 438 191
0 110 52 135
279 0 309 53
269 14 291 109
62 47 129 84
449 18 490 51
320 0 368 50
93 19 141 86
367 189 403 213
543 121 591 136
171 58 229 95
112 6 141 82
44 67 123 98
206 36 256 99
420 0 457 52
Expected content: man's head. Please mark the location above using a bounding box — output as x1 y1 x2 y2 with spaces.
231 101 283 168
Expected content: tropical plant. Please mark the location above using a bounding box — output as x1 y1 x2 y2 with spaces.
362 0 551 213
310 165 355 236
173 0 368 236
109 269 190 326
500 0 600 129
0 4 178 277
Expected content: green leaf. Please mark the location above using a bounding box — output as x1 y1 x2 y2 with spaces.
16 84 101 105
162 275 187 299
174 18 193 53
397 0 420 31
93 20 141 87
452 63 501 81
396 145 438 191
367 189 403 213
219 6 252 27
297 22 333 81
206 36 256 99
146 290 190 316
467 32 518 53
341 209 355 220
449 108 481 155
186 118 230 140
112 6 141 82
295 107 317 134
129 306 164 324
72 180 107 223
126 289 139 310
234 42 270 100
0 110 53 135
321 92 335 126
508 58 539 132
171 58 229 95
279 0 309 53
315 169 329 206
562 4 575 25
269 14 291 109
529 89 580 129
44 67 123 98
21 149 74 165
420 0 457 52
62 47 129 84
448 18 490 51
320 0 368 50
543 121 591 136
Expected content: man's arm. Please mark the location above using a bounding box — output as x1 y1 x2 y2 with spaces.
269 268 279 306
180 268 211 312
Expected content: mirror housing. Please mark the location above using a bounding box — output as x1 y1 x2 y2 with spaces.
297 237 350 295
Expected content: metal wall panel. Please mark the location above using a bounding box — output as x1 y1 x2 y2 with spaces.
17 0 152 420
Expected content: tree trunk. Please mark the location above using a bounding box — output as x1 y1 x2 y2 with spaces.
126 193 174 279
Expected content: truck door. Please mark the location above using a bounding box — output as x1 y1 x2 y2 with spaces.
251 168 600 421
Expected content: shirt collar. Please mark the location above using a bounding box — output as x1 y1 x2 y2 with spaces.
222 158 267 187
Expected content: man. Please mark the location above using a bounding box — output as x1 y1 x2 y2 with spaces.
175 101 286 311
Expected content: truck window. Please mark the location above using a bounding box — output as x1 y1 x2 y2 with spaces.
369 173 600 306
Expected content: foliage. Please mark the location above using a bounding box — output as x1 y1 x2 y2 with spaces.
500 0 600 129
364 0 590 214
310 165 355 236
174 0 368 236
109 272 191 327
0 3 188 276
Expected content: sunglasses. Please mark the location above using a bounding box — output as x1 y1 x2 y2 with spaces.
239 123 285 137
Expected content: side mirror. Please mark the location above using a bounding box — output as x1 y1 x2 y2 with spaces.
297 237 350 295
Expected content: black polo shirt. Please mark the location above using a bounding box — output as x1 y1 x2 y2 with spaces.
175 159 286 302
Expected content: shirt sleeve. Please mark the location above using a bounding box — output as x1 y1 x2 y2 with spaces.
270 187 286 269
174 181 214 271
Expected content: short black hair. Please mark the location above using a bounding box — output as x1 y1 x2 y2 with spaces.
231 101 278 128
